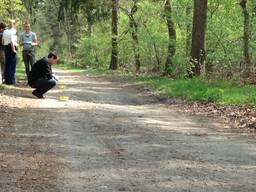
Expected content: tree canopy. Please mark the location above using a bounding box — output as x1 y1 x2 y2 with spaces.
1 0 255 79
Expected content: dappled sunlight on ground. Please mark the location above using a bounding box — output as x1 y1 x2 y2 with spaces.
0 69 256 191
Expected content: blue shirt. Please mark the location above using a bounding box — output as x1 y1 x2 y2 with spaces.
21 31 37 51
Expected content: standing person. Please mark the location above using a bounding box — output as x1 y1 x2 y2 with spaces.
28 52 59 99
20 21 38 81
0 22 6 83
3 19 18 85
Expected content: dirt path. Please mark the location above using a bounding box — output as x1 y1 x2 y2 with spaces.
0 69 256 192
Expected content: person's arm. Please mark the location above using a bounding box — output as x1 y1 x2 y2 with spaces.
31 33 38 46
11 32 17 53
43 62 53 79
11 42 17 53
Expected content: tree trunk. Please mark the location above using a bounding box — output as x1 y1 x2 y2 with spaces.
189 0 208 77
109 0 119 70
164 0 176 75
186 5 192 57
129 1 140 72
87 14 93 38
142 23 161 72
239 0 251 76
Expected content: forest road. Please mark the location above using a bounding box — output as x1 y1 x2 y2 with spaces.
0 69 256 192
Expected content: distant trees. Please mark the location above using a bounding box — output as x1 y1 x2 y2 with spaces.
17 0 256 80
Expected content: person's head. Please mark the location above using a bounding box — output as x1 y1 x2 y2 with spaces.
47 52 59 65
9 19 16 28
0 23 6 32
24 21 31 33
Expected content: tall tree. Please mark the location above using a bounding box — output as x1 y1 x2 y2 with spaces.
189 0 208 77
164 0 176 75
61 0 81 56
129 0 140 72
120 0 141 72
109 0 119 70
239 0 251 76
21 0 42 23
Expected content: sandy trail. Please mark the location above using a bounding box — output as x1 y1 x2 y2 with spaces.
0 69 255 192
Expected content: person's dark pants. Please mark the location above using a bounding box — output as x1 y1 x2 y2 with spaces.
4 45 17 85
22 50 35 79
0 50 5 83
31 78 57 95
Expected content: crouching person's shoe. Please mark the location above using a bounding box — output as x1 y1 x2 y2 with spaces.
32 90 45 99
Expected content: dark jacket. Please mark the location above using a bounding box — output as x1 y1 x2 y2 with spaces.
28 57 52 86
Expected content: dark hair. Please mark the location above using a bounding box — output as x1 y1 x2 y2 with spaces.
0 23 6 29
48 52 58 59
24 20 31 25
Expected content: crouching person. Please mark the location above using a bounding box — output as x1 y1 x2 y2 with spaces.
28 52 59 98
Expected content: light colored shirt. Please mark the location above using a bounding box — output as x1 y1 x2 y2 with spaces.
3 29 11 45
3 28 18 46
21 31 37 51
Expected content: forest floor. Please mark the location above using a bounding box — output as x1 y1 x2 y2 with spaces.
0 69 256 192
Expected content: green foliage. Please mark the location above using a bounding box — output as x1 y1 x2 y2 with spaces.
15 0 256 82
0 0 25 20
25 0 255 78
75 22 111 68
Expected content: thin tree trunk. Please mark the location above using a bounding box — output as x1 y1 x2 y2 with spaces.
86 13 94 65
189 0 208 77
109 0 119 70
142 23 161 72
164 0 176 75
186 5 192 57
240 0 251 76
129 1 140 72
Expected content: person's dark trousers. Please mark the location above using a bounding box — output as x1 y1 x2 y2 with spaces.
4 45 17 85
32 78 56 96
0 50 5 83
22 50 35 79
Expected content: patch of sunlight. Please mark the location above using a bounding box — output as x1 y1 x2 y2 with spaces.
17 133 59 138
87 86 122 90
59 84 67 89
157 179 227 189
59 96 70 101
136 117 211 133
160 159 224 171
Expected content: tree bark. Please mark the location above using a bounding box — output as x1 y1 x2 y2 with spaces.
239 0 251 76
129 1 140 72
164 0 176 75
186 5 192 57
189 0 208 77
142 23 161 72
109 0 119 70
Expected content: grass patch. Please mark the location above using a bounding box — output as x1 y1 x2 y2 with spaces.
16 66 26 80
0 84 4 91
134 77 256 106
